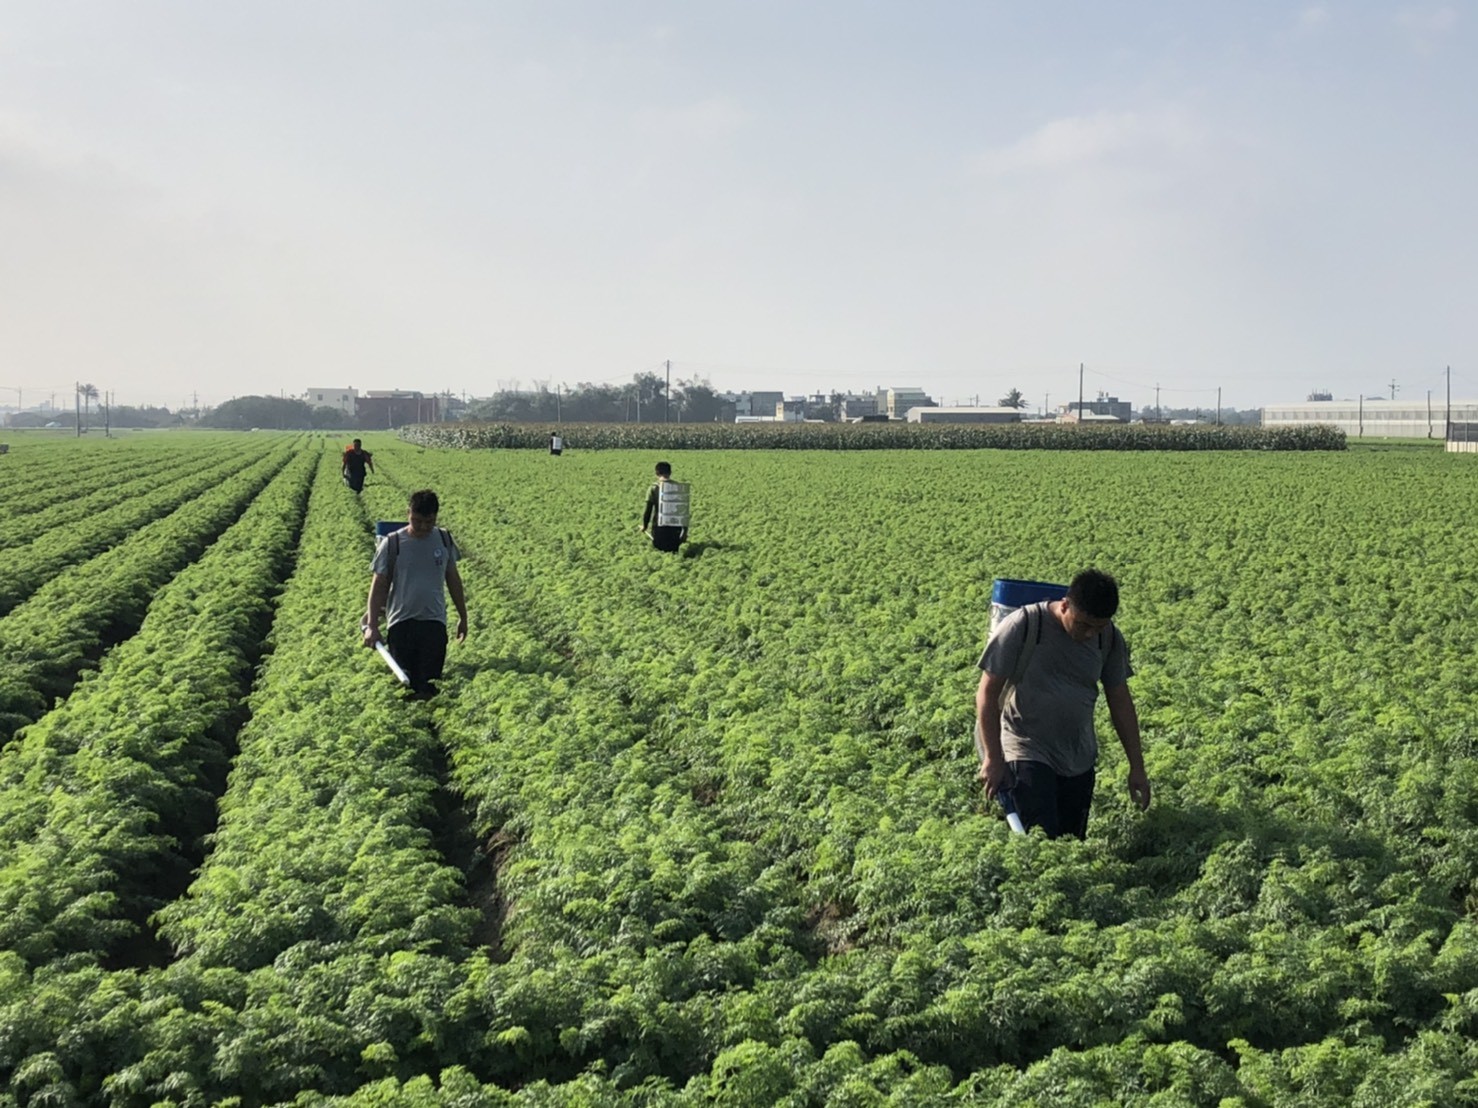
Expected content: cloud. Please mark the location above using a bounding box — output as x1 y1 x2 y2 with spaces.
1395 6 1459 51
632 96 751 143
971 108 1204 180
1297 6 1331 31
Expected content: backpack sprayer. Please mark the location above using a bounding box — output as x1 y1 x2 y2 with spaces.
365 521 411 686
982 578 1068 834
656 481 691 529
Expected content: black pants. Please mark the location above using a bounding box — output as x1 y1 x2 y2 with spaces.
650 525 684 553
1007 760 1095 840
387 619 447 698
345 471 366 492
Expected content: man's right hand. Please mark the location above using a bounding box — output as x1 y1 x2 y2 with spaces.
977 756 1009 800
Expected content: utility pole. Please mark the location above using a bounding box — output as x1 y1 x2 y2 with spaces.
1217 387 1222 426
75 381 81 437
1044 392 1049 418
665 360 671 424
1359 393 1364 437
1155 383 1161 421
1077 363 1084 423
1427 389 1433 438
1389 378 1398 401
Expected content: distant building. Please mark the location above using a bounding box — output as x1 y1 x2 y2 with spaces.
357 391 441 428
732 391 785 420
1449 422 1478 454
1060 394 1131 422
880 387 935 419
1059 410 1125 425
907 406 1023 425
1263 398 1478 439
839 393 879 420
304 386 358 416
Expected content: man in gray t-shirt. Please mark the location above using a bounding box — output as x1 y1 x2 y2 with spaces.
363 488 469 699
975 568 1149 838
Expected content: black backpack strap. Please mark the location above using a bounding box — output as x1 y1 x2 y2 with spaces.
1010 603 1044 686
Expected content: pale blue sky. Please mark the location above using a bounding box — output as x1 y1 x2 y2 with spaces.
1 2 1473 412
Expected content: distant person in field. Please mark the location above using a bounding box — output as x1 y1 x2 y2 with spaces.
550 432 564 456
975 568 1149 839
363 488 469 699
342 439 375 492
641 460 689 553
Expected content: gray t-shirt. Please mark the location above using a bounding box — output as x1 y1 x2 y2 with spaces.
978 601 1132 776
371 527 460 628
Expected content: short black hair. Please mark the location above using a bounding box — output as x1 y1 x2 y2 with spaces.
1067 568 1119 619
409 489 440 517
352 439 361 447
655 461 672 477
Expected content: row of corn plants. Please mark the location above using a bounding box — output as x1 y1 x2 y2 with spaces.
399 421 1347 452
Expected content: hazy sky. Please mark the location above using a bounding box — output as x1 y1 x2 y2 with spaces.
2 2 1473 412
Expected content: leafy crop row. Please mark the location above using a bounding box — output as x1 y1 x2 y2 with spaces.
0 449 236 553
91 450 483 1103
399 420 1346 452
0 434 231 516
0 442 288 616
0 436 1472 1105
0 446 316 974
349 443 1474 1103
0 441 298 744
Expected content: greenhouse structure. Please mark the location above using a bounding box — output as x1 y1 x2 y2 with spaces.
1262 397 1478 439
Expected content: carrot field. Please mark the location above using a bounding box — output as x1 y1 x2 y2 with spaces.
1 431 1475 1106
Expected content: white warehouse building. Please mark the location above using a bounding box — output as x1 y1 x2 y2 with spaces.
1262 398 1478 439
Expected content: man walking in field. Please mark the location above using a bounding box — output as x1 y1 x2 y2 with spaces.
975 568 1150 838
342 439 375 492
363 489 469 699
641 461 689 553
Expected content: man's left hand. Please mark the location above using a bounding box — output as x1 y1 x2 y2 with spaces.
1127 767 1151 811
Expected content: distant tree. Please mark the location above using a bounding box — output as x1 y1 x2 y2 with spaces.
467 390 556 421
673 378 731 422
201 395 318 430
998 388 1025 408
1145 405 1262 426
108 405 181 428
78 382 99 429
565 383 624 422
628 372 668 422
310 405 353 430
